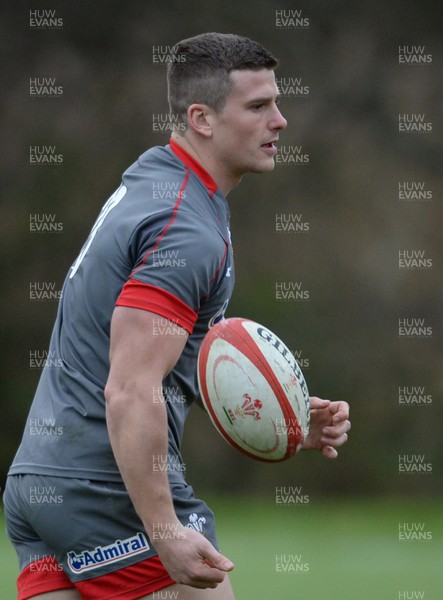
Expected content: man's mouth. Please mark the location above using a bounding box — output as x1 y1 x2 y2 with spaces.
260 140 278 155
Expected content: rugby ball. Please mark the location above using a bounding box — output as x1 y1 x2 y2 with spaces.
197 317 310 462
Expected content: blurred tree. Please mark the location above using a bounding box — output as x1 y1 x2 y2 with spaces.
1 0 442 496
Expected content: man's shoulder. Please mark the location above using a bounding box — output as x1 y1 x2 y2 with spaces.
125 144 182 178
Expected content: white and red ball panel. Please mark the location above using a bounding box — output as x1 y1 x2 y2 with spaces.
197 318 310 462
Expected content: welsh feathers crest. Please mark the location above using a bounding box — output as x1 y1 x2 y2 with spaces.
186 513 206 533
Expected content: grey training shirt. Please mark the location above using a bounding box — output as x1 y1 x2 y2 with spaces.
9 140 235 482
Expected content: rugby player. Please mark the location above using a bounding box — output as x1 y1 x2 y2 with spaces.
4 32 351 599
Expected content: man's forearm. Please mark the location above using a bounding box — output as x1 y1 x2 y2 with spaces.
105 381 178 536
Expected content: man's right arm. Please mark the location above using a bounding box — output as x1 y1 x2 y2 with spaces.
104 306 234 589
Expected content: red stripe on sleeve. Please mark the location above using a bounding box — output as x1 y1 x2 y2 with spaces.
200 242 228 303
131 170 190 280
116 280 197 334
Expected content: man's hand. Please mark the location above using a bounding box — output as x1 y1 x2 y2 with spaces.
152 520 234 589
302 396 351 459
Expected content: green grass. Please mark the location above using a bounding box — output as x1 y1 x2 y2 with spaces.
215 496 442 599
1 497 441 599
1 510 19 599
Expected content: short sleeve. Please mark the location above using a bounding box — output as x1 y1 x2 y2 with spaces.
116 197 227 335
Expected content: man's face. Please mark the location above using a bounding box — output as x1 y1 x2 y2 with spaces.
209 69 287 180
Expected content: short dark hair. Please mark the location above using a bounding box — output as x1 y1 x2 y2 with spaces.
167 32 279 127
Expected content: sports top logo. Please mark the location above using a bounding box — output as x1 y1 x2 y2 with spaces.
67 532 149 573
186 512 206 533
208 299 229 329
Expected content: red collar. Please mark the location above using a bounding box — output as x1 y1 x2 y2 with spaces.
170 138 218 197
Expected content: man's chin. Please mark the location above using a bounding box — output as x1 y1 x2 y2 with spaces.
257 161 275 173
251 159 276 174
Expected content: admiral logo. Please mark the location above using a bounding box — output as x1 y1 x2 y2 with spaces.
276 77 310 98
398 386 432 406
275 9 310 29
398 45 432 65
398 522 432 542
398 318 432 338
275 146 309 166
30 77 63 97
275 213 310 233
275 486 310 506
398 182 432 202
67 532 149 573
152 113 187 134
275 281 310 301
398 114 432 133
398 250 432 269
29 10 63 29
275 554 310 573
29 146 63 165
152 46 186 65
398 454 432 474
30 282 62 302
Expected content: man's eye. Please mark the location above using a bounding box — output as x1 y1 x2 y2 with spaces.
251 104 264 111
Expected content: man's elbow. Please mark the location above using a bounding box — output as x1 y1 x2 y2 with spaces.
104 377 161 418
104 381 130 420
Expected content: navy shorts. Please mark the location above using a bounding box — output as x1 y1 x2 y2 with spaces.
4 474 218 599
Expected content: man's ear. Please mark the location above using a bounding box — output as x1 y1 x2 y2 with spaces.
187 104 214 138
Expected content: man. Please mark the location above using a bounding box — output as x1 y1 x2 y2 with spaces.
4 33 351 599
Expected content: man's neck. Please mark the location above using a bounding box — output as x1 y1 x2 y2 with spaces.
170 132 240 196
